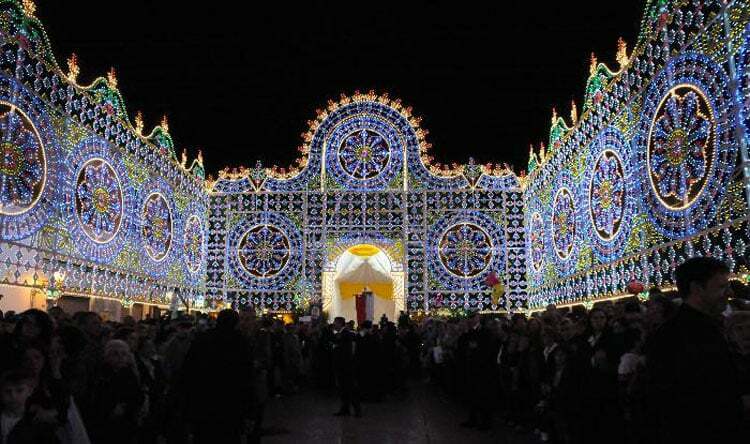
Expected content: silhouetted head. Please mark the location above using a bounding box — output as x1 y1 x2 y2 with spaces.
675 257 732 317
216 309 239 332
333 316 345 330
14 309 54 346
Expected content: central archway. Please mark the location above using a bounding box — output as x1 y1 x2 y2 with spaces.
321 243 405 323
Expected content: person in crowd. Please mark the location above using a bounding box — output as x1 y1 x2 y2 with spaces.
180 309 253 444
0 259 747 443
332 316 361 417
0 309 55 374
132 333 166 444
459 312 499 431
0 369 59 444
20 342 70 431
646 257 743 442
355 320 381 402
85 339 143 444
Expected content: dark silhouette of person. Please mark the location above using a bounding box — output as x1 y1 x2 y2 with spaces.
646 257 743 443
180 309 254 444
332 317 361 417
355 320 381 402
458 313 499 430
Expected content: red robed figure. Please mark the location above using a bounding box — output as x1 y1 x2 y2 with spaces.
355 292 367 325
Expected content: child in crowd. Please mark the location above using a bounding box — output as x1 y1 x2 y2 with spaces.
0 369 59 444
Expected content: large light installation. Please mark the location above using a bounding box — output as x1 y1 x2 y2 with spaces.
0 103 45 215
524 1 750 308
2 0 750 315
0 0 207 307
209 92 525 312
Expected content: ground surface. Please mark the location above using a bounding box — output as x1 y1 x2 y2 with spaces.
262 383 537 444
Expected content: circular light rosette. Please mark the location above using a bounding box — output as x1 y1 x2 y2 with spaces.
324 115 403 191
635 52 736 238
138 178 176 275
529 211 545 272
427 210 505 290
584 126 636 263
65 137 133 264
226 211 302 290
182 203 207 280
0 78 62 240
552 187 576 260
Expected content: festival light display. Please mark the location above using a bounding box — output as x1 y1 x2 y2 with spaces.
64 137 132 264
0 103 45 215
0 0 207 308
525 0 750 309
2 0 750 315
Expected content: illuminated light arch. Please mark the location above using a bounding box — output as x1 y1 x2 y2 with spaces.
211 92 521 193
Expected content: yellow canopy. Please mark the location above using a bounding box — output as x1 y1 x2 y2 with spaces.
339 282 394 301
336 246 393 300
347 244 381 257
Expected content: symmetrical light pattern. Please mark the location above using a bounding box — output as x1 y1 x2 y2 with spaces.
635 52 736 239
183 214 204 274
0 76 61 241
226 211 303 291
141 192 172 262
552 188 576 260
530 212 544 272
210 94 522 311
647 85 713 210
0 103 45 215
338 129 390 180
5 0 750 315
238 224 290 277
590 150 625 240
0 0 209 307
325 116 403 191
524 11 747 309
438 222 493 278
427 210 506 292
585 127 635 263
75 158 122 243
63 137 134 264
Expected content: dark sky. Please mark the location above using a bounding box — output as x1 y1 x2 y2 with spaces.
37 1 645 176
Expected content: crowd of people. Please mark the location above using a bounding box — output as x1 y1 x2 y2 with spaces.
0 256 748 443
0 297 428 443
421 256 750 442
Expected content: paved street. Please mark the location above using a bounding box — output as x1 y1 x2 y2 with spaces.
262 383 536 444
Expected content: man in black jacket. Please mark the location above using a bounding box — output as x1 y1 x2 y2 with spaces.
332 317 361 417
646 257 743 442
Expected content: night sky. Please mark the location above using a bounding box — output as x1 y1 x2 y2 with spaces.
37 1 645 177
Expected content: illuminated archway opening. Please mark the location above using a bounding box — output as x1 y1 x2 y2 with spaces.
322 244 405 323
